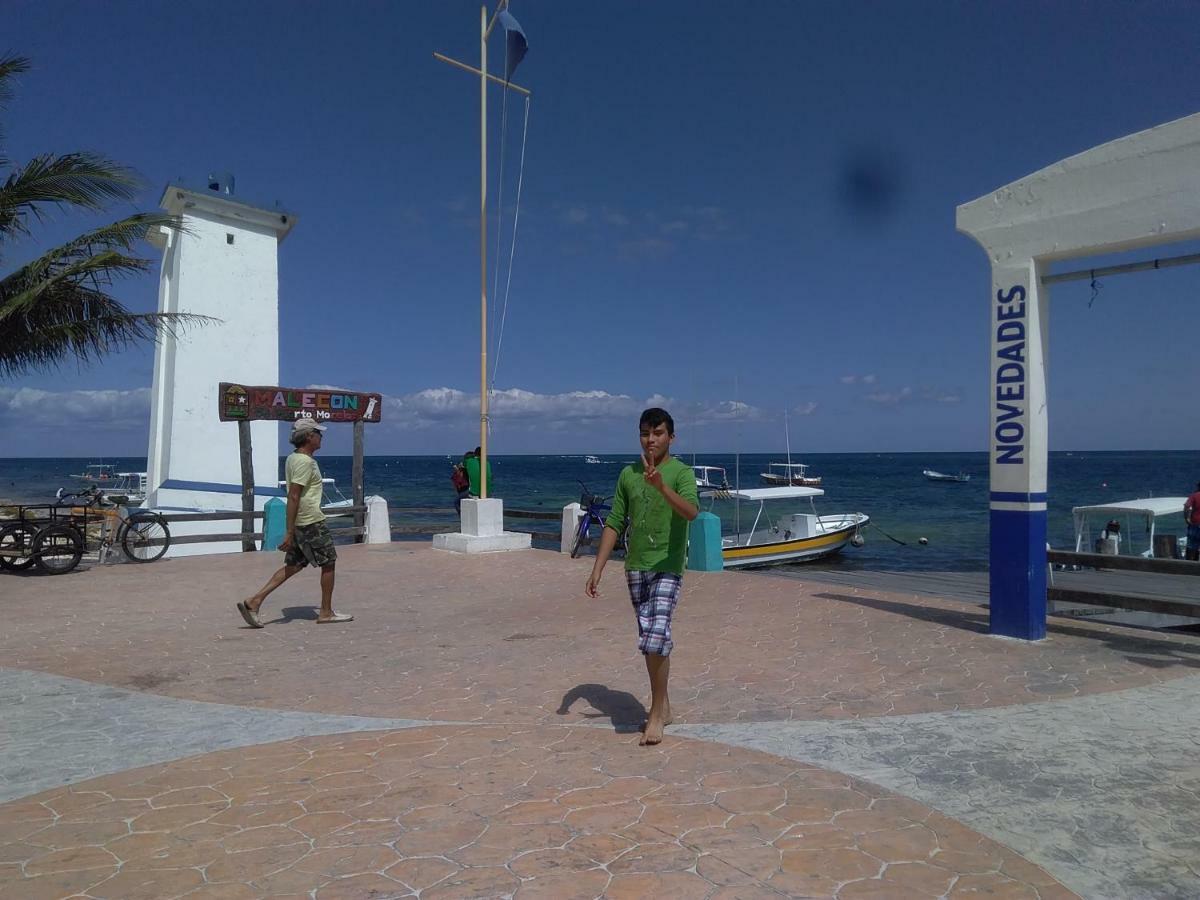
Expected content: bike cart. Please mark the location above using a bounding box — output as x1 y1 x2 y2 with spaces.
0 490 172 576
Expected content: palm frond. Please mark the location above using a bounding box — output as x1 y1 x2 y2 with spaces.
0 213 214 376
1 153 141 244
0 55 31 106
0 213 184 308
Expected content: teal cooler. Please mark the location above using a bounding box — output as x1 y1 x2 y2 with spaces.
687 512 724 571
262 497 286 551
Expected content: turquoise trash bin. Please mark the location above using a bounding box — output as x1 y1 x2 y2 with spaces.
262 497 286 551
687 512 724 571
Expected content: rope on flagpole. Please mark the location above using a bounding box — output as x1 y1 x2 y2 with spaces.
490 36 511 370
491 94 529 396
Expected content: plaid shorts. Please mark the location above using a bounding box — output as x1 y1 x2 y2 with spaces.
626 570 682 657
285 521 338 569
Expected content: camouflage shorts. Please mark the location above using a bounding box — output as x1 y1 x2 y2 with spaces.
285 521 338 569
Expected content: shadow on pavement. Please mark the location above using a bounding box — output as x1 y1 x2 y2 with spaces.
557 683 647 733
818 591 1200 669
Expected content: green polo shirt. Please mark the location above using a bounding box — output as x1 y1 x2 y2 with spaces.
604 456 698 574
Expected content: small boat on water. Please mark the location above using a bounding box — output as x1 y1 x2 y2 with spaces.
923 469 970 483
760 462 822 487
1072 497 1188 559
277 478 354 516
693 465 730 490
70 464 117 483
107 472 147 504
584 455 603 464
702 486 868 568
70 466 147 503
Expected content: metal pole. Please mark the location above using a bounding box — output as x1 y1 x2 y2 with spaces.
479 4 489 499
1040 250 1200 285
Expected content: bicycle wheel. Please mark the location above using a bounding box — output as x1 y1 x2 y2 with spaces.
569 514 590 558
121 513 170 562
0 523 38 571
32 525 83 575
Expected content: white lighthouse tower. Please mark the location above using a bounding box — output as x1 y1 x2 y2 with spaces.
144 177 296 555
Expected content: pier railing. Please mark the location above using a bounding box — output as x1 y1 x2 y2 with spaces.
387 506 561 543
1047 549 1200 619
157 506 368 551
155 506 561 551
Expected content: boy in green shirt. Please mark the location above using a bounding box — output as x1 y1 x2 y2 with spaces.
585 408 698 745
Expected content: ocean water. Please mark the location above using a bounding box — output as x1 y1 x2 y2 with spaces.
2 451 1196 573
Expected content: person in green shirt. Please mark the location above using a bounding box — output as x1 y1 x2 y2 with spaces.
237 418 353 628
585 408 698 745
463 445 493 497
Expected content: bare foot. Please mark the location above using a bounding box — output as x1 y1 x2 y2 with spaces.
639 715 665 746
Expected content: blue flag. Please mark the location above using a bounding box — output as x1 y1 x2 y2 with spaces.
497 10 528 80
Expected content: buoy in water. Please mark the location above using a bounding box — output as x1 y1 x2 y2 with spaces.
918 537 928 545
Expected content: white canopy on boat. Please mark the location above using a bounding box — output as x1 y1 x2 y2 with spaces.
1072 498 1186 518
702 486 824 501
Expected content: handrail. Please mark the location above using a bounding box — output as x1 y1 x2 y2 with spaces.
1047 550 1199 576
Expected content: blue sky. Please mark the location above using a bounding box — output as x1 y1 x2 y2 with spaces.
4 0 1199 457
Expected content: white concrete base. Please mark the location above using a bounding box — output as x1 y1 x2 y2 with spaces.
432 531 532 553
561 502 584 554
432 497 531 554
365 495 391 544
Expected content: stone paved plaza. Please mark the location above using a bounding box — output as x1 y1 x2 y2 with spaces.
2 543 1199 899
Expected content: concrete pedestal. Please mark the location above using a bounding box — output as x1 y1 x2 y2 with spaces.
432 498 531 554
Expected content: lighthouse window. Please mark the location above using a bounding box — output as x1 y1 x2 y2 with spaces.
226 233 235 245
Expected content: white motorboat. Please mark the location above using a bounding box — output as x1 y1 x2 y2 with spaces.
1072 497 1188 559
702 486 868 568
760 462 822 487
107 472 147 505
924 469 970 483
69 464 117 483
277 478 354 516
584 455 603 464
693 465 729 490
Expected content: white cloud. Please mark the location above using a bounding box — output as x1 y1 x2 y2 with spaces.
862 385 959 406
384 387 766 430
864 386 913 406
793 401 818 416
562 206 590 225
0 386 150 427
840 374 877 385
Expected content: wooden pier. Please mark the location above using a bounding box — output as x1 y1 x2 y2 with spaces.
760 559 1200 628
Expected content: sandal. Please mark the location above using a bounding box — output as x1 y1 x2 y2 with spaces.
316 612 354 624
237 601 264 629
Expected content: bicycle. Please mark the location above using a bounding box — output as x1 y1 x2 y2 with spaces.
0 486 172 576
570 481 627 559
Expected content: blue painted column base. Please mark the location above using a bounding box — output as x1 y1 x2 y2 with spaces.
262 497 286 551
989 509 1048 640
687 512 724 571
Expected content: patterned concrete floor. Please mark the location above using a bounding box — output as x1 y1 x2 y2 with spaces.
3 544 1198 898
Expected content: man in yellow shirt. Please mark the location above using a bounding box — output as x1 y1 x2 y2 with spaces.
237 418 353 627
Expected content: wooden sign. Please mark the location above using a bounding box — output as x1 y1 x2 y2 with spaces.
219 383 382 424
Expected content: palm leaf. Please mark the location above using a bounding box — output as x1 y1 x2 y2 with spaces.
0 215 215 376
1 153 141 246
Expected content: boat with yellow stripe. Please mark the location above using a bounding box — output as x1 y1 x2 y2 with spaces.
701 486 869 568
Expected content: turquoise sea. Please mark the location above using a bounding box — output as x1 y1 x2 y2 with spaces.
2 451 1196 573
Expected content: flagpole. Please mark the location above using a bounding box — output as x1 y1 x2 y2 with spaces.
479 3 489 499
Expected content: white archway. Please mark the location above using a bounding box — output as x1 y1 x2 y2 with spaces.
957 112 1200 639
